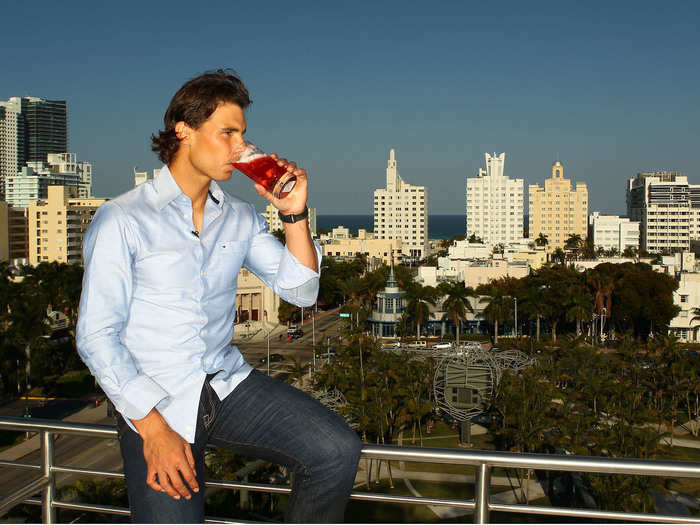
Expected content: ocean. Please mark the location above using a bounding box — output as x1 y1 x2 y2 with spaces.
317 214 465 240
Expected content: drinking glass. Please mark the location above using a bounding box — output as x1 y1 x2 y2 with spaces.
233 142 297 199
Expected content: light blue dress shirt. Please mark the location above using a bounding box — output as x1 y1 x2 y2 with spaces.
76 166 321 443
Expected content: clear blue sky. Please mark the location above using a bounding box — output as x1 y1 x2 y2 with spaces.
2 0 699 215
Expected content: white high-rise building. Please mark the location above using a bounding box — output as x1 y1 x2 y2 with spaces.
263 202 317 237
588 212 640 253
0 98 25 197
373 149 428 260
466 152 524 246
627 171 700 253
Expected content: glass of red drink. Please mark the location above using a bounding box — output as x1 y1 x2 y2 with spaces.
232 142 297 199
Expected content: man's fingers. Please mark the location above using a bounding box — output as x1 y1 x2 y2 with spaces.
146 467 163 493
179 463 199 494
167 467 192 499
184 444 196 474
158 470 182 500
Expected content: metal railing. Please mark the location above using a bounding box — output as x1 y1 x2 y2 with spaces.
1 416 700 523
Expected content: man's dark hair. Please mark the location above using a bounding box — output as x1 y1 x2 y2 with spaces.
151 69 252 164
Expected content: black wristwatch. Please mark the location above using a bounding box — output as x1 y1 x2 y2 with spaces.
278 206 309 224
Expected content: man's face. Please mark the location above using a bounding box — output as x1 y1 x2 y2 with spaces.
180 102 247 182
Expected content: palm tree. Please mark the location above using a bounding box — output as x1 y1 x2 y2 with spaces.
481 285 512 344
564 234 584 257
439 282 476 345
404 283 437 340
566 291 593 337
534 233 549 247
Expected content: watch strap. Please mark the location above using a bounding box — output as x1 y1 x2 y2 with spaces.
278 206 309 224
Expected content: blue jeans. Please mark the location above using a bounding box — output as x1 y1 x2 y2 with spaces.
116 369 362 523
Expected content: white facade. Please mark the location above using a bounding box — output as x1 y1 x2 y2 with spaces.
134 168 159 188
668 270 700 342
0 97 25 195
466 152 524 246
627 171 700 253
5 164 81 207
373 149 429 260
588 212 640 253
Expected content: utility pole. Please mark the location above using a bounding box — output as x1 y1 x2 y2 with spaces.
514 297 518 337
267 329 270 376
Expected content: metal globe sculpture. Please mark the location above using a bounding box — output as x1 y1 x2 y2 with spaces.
492 348 536 372
433 343 501 445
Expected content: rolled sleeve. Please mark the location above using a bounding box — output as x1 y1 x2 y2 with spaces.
244 207 322 307
274 240 323 306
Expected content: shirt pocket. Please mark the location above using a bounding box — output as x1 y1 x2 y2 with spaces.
214 240 249 289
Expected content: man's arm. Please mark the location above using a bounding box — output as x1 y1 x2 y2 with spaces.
76 202 198 500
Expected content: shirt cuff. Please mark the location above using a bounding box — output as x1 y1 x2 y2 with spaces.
116 374 169 421
275 239 322 290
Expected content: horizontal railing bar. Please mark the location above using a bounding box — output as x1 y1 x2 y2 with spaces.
2 418 699 479
0 460 40 471
349 490 476 509
51 499 130 517
361 444 700 477
52 466 124 479
17 498 249 524
206 479 477 508
0 417 117 438
489 502 700 523
0 476 48 517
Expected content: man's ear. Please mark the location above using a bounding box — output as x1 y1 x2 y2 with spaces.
175 122 193 144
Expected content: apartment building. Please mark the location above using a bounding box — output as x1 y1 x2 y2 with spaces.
588 212 640 253
235 267 280 327
7 207 29 261
529 160 588 251
0 201 8 262
5 153 92 207
28 185 107 265
0 97 67 198
373 149 428 260
263 202 317 237
466 152 524 246
627 171 700 253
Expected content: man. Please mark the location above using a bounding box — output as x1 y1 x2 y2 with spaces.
77 70 361 523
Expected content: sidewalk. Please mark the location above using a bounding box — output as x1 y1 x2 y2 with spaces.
0 401 111 462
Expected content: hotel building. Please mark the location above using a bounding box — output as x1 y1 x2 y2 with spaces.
627 171 700 253
373 149 428 260
28 185 107 265
588 212 640 254
528 160 588 250
466 152 524 246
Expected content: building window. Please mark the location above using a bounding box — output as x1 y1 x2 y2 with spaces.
681 295 688 303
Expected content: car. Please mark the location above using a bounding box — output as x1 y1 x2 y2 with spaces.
259 353 285 364
408 340 427 348
287 326 304 339
431 342 453 350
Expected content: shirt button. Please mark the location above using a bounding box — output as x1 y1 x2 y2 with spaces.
201 270 206 276
183 213 188 218
186 425 193 431
202 301 208 306
201 329 207 336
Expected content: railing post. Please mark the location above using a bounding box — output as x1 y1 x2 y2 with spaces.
40 431 55 524
474 463 491 524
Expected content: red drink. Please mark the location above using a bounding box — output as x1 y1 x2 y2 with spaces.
233 156 297 199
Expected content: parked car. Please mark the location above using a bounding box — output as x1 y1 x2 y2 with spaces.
408 340 427 348
260 353 285 364
287 326 304 339
431 342 453 350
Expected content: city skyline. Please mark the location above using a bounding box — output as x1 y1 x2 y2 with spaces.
2 1 699 215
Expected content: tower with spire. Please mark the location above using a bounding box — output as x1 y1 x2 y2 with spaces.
373 148 429 262
368 251 406 339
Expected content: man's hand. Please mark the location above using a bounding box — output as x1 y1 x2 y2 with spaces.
131 409 199 500
253 154 308 215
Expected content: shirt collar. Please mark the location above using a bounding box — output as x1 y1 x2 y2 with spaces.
154 166 226 210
